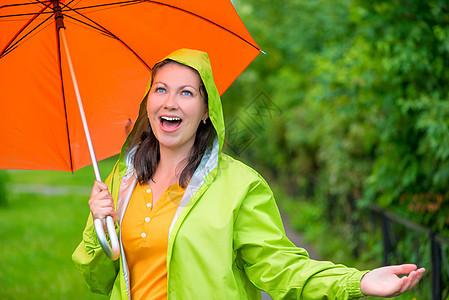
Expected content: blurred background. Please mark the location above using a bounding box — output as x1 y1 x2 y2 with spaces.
1 0 448 299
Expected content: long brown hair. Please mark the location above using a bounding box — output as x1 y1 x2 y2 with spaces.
133 59 215 188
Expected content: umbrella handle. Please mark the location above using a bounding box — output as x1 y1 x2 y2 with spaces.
94 216 120 260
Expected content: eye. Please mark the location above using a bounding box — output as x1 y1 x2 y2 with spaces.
181 90 193 96
153 86 166 93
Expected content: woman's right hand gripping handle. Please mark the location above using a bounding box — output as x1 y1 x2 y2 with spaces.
88 180 120 260
89 181 116 226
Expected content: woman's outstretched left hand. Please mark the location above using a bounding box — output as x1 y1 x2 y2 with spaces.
360 264 425 298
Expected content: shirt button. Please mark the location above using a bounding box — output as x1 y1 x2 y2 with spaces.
146 188 152 193
141 232 146 238
146 203 152 208
145 217 150 222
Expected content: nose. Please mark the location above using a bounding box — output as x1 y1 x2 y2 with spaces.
162 92 178 110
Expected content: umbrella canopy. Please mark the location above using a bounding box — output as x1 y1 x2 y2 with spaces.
0 0 262 173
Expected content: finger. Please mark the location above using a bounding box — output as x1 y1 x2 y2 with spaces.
90 198 115 211
89 189 113 206
89 196 115 218
416 267 426 275
92 206 116 220
399 271 417 293
91 180 109 196
410 268 425 288
393 276 408 295
89 197 113 211
390 264 418 275
96 189 114 200
403 267 425 292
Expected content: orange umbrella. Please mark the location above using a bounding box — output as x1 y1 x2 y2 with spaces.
0 0 261 259
0 0 261 172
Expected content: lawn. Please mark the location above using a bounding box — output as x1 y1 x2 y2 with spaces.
0 157 117 299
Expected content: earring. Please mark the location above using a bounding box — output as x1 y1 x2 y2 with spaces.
203 119 207 124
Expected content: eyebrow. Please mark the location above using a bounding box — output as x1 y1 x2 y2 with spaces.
178 85 198 91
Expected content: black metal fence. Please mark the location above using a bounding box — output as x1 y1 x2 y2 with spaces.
368 204 449 300
284 177 448 299
319 192 449 299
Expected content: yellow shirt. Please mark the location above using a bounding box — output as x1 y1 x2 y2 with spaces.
121 182 185 300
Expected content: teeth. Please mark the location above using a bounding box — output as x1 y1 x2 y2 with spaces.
161 116 181 121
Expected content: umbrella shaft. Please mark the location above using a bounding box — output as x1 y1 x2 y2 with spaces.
59 28 102 182
52 1 66 31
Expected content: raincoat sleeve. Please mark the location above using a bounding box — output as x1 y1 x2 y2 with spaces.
72 172 120 295
233 176 369 299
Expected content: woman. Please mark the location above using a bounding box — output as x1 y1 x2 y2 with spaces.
72 49 424 299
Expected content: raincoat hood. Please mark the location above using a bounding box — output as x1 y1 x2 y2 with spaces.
122 49 225 163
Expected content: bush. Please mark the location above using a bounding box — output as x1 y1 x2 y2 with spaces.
229 0 449 297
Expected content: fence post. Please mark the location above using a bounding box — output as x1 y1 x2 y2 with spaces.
347 194 360 258
431 232 442 300
381 212 391 266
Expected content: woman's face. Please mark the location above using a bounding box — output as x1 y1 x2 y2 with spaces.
147 63 209 153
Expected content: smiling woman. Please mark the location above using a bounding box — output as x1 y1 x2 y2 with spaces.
136 60 214 190
72 49 424 300
147 62 209 154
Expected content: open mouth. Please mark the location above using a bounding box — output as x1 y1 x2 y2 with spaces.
160 116 182 130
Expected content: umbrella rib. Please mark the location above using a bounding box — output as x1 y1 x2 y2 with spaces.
0 10 53 18
148 1 262 53
1 14 53 58
0 1 42 9
64 14 115 38
61 0 141 12
0 4 52 58
2 1 262 59
64 0 262 53
0 0 57 18
0 0 80 18
60 0 262 71
53 0 76 172
62 2 152 71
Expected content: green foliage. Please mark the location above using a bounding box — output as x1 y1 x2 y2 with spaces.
230 0 449 232
356 0 449 216
230 0 449 297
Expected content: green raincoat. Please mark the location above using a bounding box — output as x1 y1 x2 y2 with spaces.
72 49 368 299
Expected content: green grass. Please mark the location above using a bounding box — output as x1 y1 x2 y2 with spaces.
7 156 118 186
0 157 117 299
